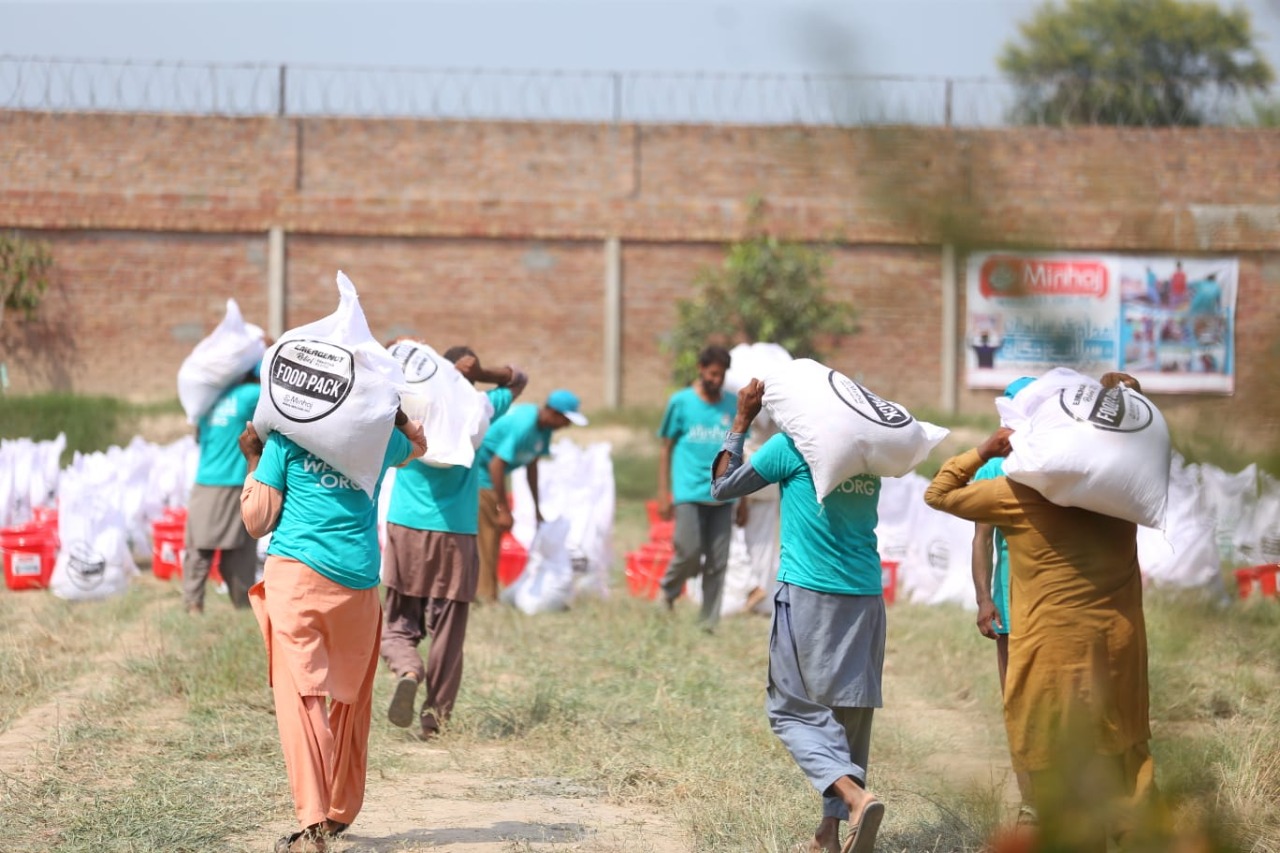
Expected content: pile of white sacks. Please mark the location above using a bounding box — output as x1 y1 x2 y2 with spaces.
5 387 1273 607
885 455 1280 608
1 433 201 599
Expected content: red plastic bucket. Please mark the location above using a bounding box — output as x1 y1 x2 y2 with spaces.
625 542 674 600
152 518 185 581
2 523 57 591
881 560 899 605
1239 564 1279 599
498 533 528 587
644 500 675 544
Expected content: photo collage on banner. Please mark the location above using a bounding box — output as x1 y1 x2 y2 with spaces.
965 251 1236 394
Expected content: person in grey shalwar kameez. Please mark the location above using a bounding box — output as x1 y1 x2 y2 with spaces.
711 379 886 853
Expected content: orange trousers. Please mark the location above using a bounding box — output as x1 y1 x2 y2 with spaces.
250 556 382 830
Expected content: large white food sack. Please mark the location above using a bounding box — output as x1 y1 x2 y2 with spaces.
177 298 266 423
388 340 494 466
724 342 792 438
253 271 405 498
997 368 1171 528
760 358 949 501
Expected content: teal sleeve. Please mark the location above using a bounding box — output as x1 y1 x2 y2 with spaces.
491 420 524 466
254 433 287 491
384 429 413 469
657 394 682 440
487 387 514 421
972 457 1005 482
746 433 799 484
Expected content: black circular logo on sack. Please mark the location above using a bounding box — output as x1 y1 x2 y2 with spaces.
66 541 106 591
829 371 914 429
267 339 356 423
389 341 440 385
1057 385 1154 433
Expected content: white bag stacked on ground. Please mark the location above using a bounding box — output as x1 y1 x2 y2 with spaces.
50 461 138 601
253 272 406 498
760 358 948 501
1136 454 1220 589
501 517 575 614
511 439 615 600
388 340 493 466
1198 462 1258 565
997 368 1171 528
1242 473 1280 566
177 298 266 423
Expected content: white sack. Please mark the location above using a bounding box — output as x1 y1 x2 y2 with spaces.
388 340 493 466
1136 454 1220 589
1242 473 1280 566
501 517 575 614
177 298 266 423
253 271 405 498
512 439 615 601
998 368 1171 529
1198 463 1257 565
899 502 980 608
874 472 929 570
725 342 793 438
760 358 948 501
51 467 137 601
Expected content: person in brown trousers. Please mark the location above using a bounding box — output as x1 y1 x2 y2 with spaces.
380 347 527 739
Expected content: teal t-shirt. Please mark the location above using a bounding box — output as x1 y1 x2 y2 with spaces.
254 430 412 589
750 433 883 596
195 383 261 487
659 386 737 504
387 387 515 534
474 402 552 491
973 457 1011 635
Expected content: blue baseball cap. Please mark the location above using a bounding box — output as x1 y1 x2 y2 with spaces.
1004 376 1035 399
547 389 588 426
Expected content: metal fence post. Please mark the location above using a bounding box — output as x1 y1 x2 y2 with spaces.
278 65 287 117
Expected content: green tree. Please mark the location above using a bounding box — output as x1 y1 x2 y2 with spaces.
0 231 53 327
1000 0 1275 126
665 210 858 383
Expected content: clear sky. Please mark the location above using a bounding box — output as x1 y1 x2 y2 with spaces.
3 0 1279 80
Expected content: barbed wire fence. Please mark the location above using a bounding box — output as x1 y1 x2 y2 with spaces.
1 56 1272 127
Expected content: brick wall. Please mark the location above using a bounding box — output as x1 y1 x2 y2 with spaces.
1 112 1277 448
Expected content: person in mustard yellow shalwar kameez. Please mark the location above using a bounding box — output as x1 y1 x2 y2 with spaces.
924 374 1160 850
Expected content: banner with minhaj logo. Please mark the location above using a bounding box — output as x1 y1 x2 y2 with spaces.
965 251 1236 395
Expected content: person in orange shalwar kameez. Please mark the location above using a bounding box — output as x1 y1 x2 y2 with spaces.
239 411 426 853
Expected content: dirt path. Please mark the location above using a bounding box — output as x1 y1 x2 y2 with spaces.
307 752 689 853
0 594 167 781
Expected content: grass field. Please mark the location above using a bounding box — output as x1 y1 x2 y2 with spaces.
1 395 1278 852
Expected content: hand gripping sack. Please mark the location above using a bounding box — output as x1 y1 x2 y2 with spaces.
725 342 792 439
761 359 949 501
177 298 266 423
253 271 406 498
997 368 1171 528
388 340 494 467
